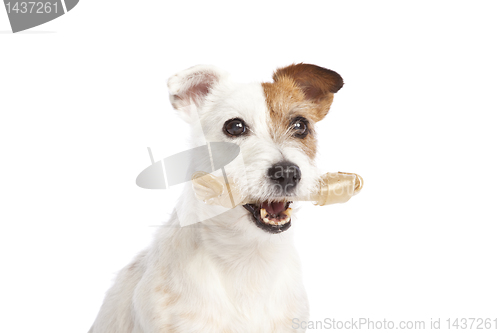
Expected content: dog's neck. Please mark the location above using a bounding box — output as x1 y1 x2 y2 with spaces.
150 185 302 316
162 184 297 275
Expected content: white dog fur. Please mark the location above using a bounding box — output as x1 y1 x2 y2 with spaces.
89 63 343 332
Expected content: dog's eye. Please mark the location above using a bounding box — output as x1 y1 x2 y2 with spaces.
291 118 308 138
224 118 247 137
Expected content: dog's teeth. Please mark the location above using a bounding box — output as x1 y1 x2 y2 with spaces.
283 207 293 217
278 216 291 225
260 208 291 226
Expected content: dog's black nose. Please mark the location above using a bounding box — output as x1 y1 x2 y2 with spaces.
268 162 301 194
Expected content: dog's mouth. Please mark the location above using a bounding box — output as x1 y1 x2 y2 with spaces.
243 201 292 233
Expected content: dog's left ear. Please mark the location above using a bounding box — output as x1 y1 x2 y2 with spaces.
168 65 229 123
273 63 343 121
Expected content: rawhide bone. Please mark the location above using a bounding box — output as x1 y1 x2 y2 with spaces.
191 171 363 209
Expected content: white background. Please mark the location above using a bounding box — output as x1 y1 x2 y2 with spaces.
1 1 499 332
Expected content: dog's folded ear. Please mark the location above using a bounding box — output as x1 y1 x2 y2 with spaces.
273 63 343 120
273 63 343 100
168 65 229 123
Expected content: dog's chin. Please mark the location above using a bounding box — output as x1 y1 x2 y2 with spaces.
243 201 292 234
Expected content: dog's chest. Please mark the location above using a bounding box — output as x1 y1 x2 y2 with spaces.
164 246 308 332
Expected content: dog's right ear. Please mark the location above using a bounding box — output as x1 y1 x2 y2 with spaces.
167 65 229 123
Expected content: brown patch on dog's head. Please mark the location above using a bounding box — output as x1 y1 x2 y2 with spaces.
262 63 343 159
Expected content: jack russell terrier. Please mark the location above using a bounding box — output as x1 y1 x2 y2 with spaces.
90 63 344 332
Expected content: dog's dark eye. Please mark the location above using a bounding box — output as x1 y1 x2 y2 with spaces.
224 118 247 137
291 117 308 138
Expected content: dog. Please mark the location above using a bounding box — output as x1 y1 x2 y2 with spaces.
89 63 343 332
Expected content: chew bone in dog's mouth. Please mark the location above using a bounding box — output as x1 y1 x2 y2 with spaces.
243 201 292 233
